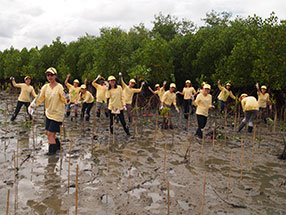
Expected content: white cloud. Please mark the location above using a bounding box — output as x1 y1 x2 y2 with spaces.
0 0 285 50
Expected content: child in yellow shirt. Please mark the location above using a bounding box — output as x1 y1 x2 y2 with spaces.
10 76 36 121
92 75 108 118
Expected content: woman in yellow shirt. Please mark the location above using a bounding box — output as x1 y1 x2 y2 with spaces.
217 80 236 113
64 73 81 119
32 67 67 155
177 80 197 119
120 74 144 123
148 81 167 102
92 75 108 118
256 83 271 124
106 76 130 135
238 94 259 133
192 84 214 139
10 76 36 121
79 84 94 121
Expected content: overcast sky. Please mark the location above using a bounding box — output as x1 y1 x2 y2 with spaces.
0 0 285 51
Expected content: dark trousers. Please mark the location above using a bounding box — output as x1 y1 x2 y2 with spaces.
259 107 268 123
183 99 192 119
109 110 129 135
238 110 258 132
12 101 31 120
81 102 94 119
195 114 207 138
218 99 225 112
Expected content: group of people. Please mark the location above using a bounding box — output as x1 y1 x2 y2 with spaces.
9 68 272 154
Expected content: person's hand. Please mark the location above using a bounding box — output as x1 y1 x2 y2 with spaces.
141 81 145 86
218 80 221 85
269 104 272 111
123 105 127 111
67 73 71 78
176 91 180 94
256 82 259 89
28 105 34 115
119 72 122 76
163 81 167 86
104 81 109 89
210 105 215 110
10 77 14 81
191 95 195 100
84 78 87 82
176 107 180 113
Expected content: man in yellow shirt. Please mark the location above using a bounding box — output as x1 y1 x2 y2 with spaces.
256 83 271 124
10 76 36 121
79 84 94 121
217 80 236 113
177 80 197 119
64 73 81 119
120 73 144 123
161 83 179 129
238 94 259 133
192 84 214 138
92 75 108 118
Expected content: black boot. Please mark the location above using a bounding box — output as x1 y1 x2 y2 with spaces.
238 123 245 132
55 138 61 151
47 144 57 155
248 126 253 133
96 111 100 118
105 111 109 118
124 126 130 136
85 115 90 121
10 114 16 121
65 111 70 117
128 117 132 123
75 113 78 118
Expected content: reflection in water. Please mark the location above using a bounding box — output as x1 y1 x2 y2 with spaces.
27 156 67 214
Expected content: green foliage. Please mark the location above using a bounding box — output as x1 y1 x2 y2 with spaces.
160 107 170 116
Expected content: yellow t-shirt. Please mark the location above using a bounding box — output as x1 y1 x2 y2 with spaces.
106 86 125 111
36 83 67 122
182 87 196 100
92 82 107 103
154 87 165 102
81 91 94 104
66 83 81 103
162 90 176 106
121 80 142 105
257 92 270 108
12 80 36 102
218 86 236 102
241 96 259 112
194 93 212 117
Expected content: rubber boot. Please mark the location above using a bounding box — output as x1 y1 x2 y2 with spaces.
10 114 16 121
105 111 109 118
47 144 57 155
238 123 245 132
65 111 70 117
85 115 90 121
55 138 61 151
248 126 253 133
96 111 100 118
124 126 130 136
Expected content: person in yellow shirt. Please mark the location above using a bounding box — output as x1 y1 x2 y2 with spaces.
10 76 36 121
92 75 109 118
177 80 197 119
217 80 236 113
148 81 167 102
64 73 81 119
160 83 179 129
31 67 67 155
106 76 130 135
192 84 214 139
256 83 271 124
238 94 259 133
120 73 144 123
79 84 94 121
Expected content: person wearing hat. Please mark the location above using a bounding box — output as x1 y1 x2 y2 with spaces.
120 74 144 123
197 82 207 94
92 75 109 118
30 67 68 155
238 94 259 133
64 73 81 119
10 75 37 121
160 83 179 129
192 84 214 139
217 80 236 113
256 83 271 124
79 84 94 121
106 75 130 135
148 81 167 102
177 80 197 119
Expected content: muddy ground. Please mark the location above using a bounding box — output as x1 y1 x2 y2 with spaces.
0 91 285 215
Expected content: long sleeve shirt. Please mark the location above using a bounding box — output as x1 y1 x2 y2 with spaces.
241 96 259 112
106 86 125 111
257 92 270 108
81 91 94 104
66 83 81 103
121 80 142 105
194 93 212 117
12 80 36 102
36 83 67 122
92 82 107 103
162 90 176 107
182 87 196 100
218 86 236 102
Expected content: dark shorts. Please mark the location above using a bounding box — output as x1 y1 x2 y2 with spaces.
45 117 62 133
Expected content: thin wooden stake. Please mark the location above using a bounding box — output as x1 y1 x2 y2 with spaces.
212 123 215 151
6 189 10 215
224 109 227 145
163 142 167 181
251 125 257 158
68 139 72 192
167 181 170 215
201 170 207 215
200 129 205 159
273 109 277 134
17 129 19 169
75 164 79 215
240 138 244 181
128 155 132 203
4 107 7 151
227 151 233 198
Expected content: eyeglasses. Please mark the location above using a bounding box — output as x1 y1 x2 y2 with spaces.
46 73 55 77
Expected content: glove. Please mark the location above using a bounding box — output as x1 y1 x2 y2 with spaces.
28 105 34 115
191 95 195 100
64 92 70 101
176 91 180 94
256 83 259 89
10 77 14 80
163 81 167 86
96 74 101 80
176 107 179 113
269 105 272 111
123 105 127 111
105 81 109 89
160 106 163 110
141 81 145 86
119 72 122 76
